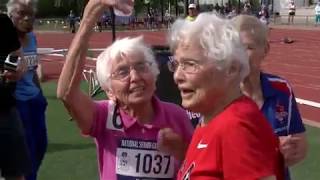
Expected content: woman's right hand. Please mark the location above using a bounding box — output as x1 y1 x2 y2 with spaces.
81 0 134 27
85 0 134 15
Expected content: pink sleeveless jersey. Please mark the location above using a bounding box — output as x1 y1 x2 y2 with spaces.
88 97 194 180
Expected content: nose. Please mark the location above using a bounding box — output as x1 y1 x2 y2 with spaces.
129 68 142 82
173 66 185 85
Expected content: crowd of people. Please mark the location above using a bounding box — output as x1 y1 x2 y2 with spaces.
0 0 310 180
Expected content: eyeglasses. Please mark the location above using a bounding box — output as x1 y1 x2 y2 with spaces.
110 61 152 81
167 59 202 74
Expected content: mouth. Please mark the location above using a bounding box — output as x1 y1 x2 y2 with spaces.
179 87 195 98
129 86 145 94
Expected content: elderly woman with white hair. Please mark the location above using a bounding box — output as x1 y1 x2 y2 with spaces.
168 13 285 180
7 1 47 180
57 0 193 179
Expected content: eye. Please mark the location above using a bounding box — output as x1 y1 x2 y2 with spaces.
183 61 197 67
246 45 255 50
114 66 130 77
135 62 147 70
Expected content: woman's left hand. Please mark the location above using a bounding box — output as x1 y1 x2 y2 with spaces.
157 128 188 161
279 133 308 167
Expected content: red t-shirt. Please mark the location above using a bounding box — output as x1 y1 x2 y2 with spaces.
177 96 285 180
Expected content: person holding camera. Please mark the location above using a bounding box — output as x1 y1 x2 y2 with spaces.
7 0 48 180
0 13 31 180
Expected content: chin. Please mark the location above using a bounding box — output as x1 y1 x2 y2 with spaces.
129 96 152 105
182 99 197 111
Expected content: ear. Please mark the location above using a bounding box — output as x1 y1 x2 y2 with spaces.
226 61 241 78
106 88 117 101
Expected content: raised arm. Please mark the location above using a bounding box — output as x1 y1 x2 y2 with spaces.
57 1 106 134
57 0 134 134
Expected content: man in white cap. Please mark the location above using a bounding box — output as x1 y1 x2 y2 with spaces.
186 3 198 21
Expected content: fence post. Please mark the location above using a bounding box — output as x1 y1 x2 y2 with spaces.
306 15 309 25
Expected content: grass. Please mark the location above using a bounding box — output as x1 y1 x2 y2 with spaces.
38 82 320 180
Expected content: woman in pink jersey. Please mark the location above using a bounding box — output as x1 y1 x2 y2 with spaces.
167 12 285 180
57 0 193 179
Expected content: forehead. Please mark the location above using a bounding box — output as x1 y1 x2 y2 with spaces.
111 51 145 66
175 41 205 61
13 3 34 12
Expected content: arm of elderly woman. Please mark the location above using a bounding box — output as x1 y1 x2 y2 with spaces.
280 133 307 167
57 1 122 134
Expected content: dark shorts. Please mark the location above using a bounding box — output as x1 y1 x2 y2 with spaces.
289 12 295 16
0 107 31 178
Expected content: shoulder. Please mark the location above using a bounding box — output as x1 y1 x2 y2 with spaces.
27 32 37 40
94 100 109 111
159 100 187 117
263 73 292 95
219 97 267 129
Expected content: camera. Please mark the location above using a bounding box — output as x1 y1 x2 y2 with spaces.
4 54 20 72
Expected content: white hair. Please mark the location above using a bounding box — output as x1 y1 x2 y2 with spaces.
7 0 38 15
168 12 249 81
96 36 159 90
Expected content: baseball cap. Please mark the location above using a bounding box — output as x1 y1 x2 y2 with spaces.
188 3 196 9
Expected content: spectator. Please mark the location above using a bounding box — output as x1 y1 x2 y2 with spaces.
186 3 198 21
168 12 285 180
68 10 76 33
164 9 171 28
288 1 296 24
7 0 48 180
258 5 270 25
243 0 252 14
315 2 320 26
214 3 220 13
227 6 237 19
57 1 194 179
0 12 31 180
232 14 308 180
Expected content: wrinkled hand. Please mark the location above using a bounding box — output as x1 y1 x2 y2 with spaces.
3 70 21 82
114 0 134 15
279 135 307 166
157 128 188 161
82 0 134 26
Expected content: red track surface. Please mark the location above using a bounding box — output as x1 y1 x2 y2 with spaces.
36 29 320 123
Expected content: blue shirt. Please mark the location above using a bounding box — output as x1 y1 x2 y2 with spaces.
15 32 40 101
260 73 305 180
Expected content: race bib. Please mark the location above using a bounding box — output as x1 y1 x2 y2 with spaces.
24 54 38 69
116 139 175 180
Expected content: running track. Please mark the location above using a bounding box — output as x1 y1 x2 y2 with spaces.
36 28 320 124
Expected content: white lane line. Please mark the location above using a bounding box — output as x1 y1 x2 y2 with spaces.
296 98 320 108
303 118 320 128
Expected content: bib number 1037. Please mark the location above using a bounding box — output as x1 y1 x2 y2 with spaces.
116 148 174 178
135 153 171 174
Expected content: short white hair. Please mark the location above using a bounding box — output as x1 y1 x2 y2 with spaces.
7 0 38 15
168 12 249 81
96 36 160 90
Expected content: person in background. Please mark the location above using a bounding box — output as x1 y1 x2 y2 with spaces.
7 0 48 180
0 12 30 180
243 0 252 14
167 12 285 180
214 3 220 13
186 3 198 21
68 10 76 33
232 14 307 180
315 1 320 26
57 0 194 179
258 5 270 25
288 1 296 24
